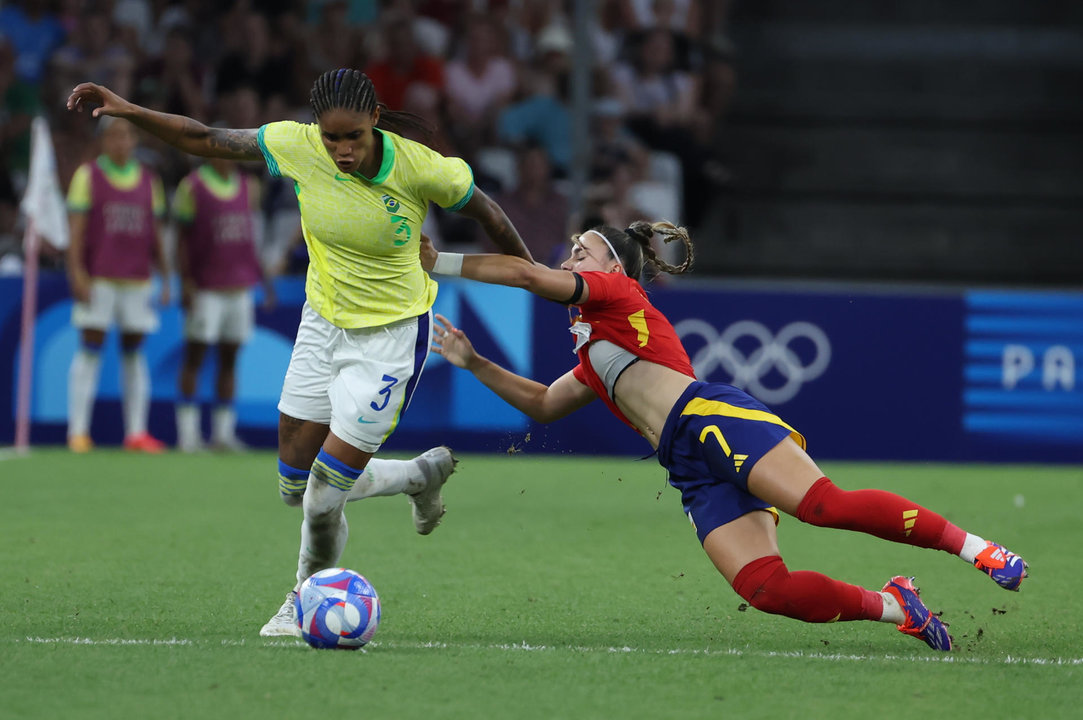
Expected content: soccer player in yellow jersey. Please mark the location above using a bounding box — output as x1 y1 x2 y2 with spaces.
68 69 535 637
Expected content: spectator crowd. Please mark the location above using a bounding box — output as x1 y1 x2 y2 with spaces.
1 0 737 273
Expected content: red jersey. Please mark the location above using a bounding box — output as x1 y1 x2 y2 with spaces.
569 272 696 432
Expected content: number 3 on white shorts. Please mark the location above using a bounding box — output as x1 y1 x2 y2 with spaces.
370 374 399 412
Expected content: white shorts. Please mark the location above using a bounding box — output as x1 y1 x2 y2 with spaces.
277 303 433 453
72 279 158 334
184 288 254 344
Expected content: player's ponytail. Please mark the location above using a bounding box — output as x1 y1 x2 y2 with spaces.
310 69 432 140
591 220 695 282
634 220 695 277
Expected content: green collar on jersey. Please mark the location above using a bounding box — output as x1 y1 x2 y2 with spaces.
351 129 394 185
96 155 138 181
197 164 240 196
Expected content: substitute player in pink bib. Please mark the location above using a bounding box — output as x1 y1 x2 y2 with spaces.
424 221 1029 652
66 117 169 453
173 156 271 452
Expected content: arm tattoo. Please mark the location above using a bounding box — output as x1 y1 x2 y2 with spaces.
459 189 533 261
206 128 261 161
487 216 531 260
477 198 532 261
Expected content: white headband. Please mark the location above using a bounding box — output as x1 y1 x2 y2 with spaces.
581 230 624 272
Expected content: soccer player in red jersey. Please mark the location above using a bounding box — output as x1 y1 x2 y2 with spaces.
422 221 1028 651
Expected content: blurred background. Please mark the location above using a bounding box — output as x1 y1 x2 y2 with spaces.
2 0 1081 462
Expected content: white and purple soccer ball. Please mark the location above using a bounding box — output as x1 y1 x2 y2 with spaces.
296 568 381 650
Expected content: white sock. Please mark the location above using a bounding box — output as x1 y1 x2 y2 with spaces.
175 403 201 447
958 533 988 564
212 405 236 443
295 476 349 589
121 351 150 437
879 591 905 625
68 349 102 437
346 457 425 501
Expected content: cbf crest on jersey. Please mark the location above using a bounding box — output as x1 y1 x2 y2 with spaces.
381 193 412 245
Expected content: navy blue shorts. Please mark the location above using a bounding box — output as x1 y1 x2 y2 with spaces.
657 381 806 544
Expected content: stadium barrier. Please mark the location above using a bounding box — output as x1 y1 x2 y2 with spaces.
2 273 1080 462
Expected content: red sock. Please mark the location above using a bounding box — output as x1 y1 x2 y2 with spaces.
796 477 966 554
731 555 883 623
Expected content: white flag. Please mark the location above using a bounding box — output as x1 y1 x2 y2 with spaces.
20 116 69 250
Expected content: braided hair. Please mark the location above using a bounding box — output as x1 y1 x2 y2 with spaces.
589 220 695 281
309 68 432 139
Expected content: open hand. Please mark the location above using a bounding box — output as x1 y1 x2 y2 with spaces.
67 83 131 118
432 313 481 370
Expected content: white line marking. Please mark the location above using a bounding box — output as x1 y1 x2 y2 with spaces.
0 448 31 462
16 636 1083 665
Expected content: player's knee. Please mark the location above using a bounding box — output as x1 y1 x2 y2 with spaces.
732 555 793 616
80 337 105 353
795 476 841 527
81 329 106 349
120 334 145 352
733 556 853 623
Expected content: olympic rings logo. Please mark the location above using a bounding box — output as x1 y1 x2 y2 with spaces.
674 319 832 404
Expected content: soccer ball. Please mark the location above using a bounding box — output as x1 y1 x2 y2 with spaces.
295 568 381 650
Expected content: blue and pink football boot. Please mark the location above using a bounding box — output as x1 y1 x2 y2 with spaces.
882 576 953 651
974 541 1028 591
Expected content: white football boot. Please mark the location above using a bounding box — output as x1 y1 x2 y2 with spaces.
408 446 457 535
259 591 301 637
175 404 205 453
212 434 249 453
211 407 248 452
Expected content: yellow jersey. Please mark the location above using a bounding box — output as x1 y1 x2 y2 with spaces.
257 121 474 328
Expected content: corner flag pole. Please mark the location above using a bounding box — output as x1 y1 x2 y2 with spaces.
14 221 39 452
15 116 69 452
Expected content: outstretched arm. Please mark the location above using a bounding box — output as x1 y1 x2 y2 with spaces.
67 83 262 161
432 314 595 423
421 236 589 305
455 187 534 263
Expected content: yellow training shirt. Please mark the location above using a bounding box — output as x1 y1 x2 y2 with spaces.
257 121 474 328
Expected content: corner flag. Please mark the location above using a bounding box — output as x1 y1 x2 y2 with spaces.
15 116 68 451
21 116 69 250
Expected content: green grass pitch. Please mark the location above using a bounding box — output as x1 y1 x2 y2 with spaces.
1 449 1080 719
